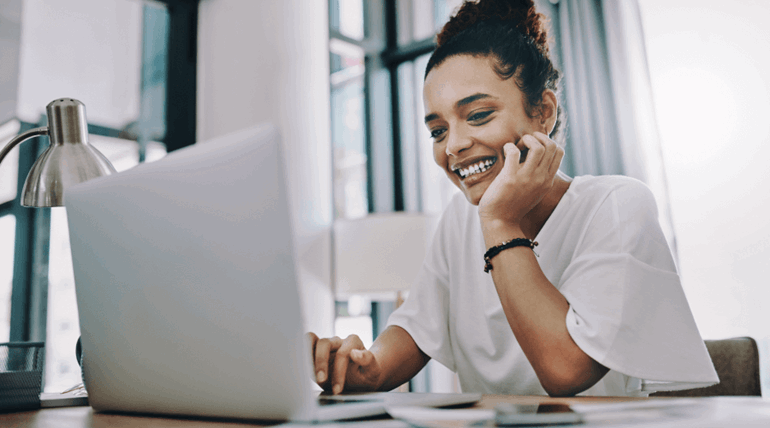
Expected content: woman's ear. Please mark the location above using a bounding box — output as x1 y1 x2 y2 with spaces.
539 90 558 135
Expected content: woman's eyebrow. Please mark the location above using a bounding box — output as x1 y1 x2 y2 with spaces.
424 93 496 124
456 93 493 108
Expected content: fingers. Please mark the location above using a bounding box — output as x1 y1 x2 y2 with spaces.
531 132 564 175
350 349 375 367
331 335 365 395
520 133 562 171
516 134 545 170
313 336 343 386
501 142 521 175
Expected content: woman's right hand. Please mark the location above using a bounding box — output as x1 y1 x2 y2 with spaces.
306 333 382 394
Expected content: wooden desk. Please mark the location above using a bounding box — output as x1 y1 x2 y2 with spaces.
2 395 768 427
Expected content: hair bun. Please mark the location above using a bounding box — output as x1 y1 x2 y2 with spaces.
437 0 549 53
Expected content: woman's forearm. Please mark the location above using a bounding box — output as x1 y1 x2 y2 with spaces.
369 325 431 391
483 223 608 396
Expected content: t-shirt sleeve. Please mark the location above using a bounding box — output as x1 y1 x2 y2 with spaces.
386 210 456 372
560 180 718 387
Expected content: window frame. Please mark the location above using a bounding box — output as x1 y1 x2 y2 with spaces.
329 0 439 216
5 0 200 345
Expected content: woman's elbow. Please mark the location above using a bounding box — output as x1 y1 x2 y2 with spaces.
539 361 610 397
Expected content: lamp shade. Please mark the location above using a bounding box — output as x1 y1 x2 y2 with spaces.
20 99 115 207
333 212 438 300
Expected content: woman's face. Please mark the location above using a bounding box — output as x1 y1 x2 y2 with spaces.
423 54 550 205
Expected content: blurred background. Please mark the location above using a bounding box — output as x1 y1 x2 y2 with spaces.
0 0 768 395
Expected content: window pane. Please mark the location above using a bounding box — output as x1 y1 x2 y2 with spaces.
398 0 464 45
0 121 21 205
330 0 364 40
44 137 166 393
0 215 15 343
432 0 465 33
331 40 368 219
397 61 421 212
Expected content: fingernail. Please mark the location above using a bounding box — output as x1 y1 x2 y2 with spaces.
333 384 341 395
317 371 326 382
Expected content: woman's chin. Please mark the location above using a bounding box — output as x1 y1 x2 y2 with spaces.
461 183 488 206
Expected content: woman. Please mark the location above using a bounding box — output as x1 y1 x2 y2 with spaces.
309 0 718 397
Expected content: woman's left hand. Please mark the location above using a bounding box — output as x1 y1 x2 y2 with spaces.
477 132 564 229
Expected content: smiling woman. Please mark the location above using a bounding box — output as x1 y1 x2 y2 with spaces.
423 56 559 208
308 0 719 397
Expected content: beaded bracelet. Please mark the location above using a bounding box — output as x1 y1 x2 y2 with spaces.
483 238 538 273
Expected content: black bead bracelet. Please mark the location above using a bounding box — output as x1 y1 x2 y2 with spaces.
483 238 538 273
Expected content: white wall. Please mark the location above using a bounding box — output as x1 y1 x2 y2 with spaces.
197 0 335 336
639 0 770 393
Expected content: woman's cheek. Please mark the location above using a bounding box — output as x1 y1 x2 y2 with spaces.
433 143 446 167
474 124 517 149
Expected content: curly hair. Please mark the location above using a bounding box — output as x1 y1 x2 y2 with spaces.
426 0 563 141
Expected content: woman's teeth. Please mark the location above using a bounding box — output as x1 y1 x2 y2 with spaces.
458 159 495 179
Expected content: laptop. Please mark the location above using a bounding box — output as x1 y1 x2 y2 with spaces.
64 124 480 422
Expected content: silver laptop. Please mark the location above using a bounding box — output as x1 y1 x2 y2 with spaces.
65 124 479 422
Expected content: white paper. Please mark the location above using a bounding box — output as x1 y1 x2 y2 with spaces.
386 405 494 422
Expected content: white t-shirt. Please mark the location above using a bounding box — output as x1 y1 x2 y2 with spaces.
387 175 718 396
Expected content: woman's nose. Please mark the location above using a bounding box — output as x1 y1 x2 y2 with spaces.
445 130 473 157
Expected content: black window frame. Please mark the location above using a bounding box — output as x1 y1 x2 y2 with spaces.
330 0 438 216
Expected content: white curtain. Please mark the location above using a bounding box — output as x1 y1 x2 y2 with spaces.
558 0 678 259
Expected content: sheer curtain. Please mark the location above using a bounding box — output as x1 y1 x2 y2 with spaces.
557 0 677 257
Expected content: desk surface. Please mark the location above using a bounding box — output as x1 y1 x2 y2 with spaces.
2 395 769 427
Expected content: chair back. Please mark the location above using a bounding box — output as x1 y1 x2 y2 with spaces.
652 336 761 397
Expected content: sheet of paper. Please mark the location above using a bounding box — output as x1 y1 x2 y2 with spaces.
571 397 770 427
275 420 410 428
386 406 495 428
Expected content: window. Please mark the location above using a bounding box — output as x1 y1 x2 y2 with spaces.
0 121 21 343
331 38 368 219
1 0 198 392
328 0 463 392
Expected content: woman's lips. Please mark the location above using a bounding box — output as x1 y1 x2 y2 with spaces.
454 157 497 179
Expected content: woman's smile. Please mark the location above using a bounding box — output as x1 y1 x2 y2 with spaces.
452 156 499 187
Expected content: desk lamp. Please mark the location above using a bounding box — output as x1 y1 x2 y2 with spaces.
0 98 116 207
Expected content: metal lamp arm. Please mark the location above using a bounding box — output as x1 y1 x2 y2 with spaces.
0 127 49 165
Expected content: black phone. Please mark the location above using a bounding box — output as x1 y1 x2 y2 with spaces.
494 403 583 426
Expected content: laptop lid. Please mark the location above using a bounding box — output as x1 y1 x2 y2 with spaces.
66 124 316 420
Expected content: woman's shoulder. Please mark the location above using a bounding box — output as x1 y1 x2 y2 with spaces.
571 174 652 196
570 175 656 209
556 175 659 232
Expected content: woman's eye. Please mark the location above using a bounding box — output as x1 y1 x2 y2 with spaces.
430 128 446 140
468 110 493 123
